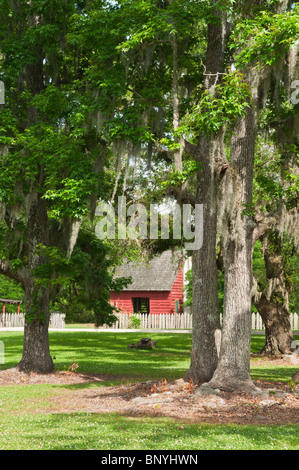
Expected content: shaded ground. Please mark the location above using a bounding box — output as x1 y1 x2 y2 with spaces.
0 357 298 426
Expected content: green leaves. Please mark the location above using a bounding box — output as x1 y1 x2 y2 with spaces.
117 0 204 53
0 108 18 146
284 171 299 210
31 85 69 122
253 134 299 214
0 0 297 330
182 72 252 136
43 178 95 219
161 160 202 190
108 107 154 143
230 6 299 69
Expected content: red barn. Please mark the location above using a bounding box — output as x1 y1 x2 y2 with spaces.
110 250 184 314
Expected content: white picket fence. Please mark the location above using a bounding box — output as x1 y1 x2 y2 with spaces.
103 311 299 330
104 312 193 330
0 312 65 329
1 311 298 331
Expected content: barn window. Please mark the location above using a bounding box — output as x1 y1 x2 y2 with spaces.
132 297 150 314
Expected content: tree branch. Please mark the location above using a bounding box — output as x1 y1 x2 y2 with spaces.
182 139 203 161
0 258 29 285
252 213 278 249
165 186 196 207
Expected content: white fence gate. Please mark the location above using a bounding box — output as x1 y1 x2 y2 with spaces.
103 311 299 330
0 312 65 329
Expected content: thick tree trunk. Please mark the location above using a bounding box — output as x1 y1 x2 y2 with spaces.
184 11 227 384
18 194 54 373
208 104 258 392
253 233 293 355
185 149 221 384
18 283 54 373
16 10 54 374
209 229 255 391
255 293 293 355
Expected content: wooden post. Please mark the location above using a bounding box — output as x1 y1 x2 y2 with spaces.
2 303 5 314
18 304 20 314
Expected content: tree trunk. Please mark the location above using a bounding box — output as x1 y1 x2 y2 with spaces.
185 150 221 384
255 293 293 355
208 103 258 392
209 230 255 391
254 233 293 355
18 194 54 373
172 32 183 173
16 10 54 374
185 10 227 384
18 283 54 373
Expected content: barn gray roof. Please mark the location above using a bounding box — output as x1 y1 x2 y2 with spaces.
114 250 183 291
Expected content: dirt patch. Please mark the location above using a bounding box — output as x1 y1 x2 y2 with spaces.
0 366 298 425
0 367 119 385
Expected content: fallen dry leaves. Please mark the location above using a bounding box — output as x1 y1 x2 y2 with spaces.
0 362 298 425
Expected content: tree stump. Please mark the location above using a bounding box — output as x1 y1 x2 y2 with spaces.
128 338 157 349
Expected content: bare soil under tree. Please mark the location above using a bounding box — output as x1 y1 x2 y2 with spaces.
0 356 298 426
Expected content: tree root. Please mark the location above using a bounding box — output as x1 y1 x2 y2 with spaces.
205 376 260 394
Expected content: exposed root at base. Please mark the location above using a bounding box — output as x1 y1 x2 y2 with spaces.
205 378 261 394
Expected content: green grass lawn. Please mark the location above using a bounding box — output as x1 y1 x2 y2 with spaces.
1 330 298 381
1 331 194 379
0 412 297 450
0 331 298 450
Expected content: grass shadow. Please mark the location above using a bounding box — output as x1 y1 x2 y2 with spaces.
1 412 298 450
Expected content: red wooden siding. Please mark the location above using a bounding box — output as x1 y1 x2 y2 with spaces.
171 265 184 312
110 265 184 314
